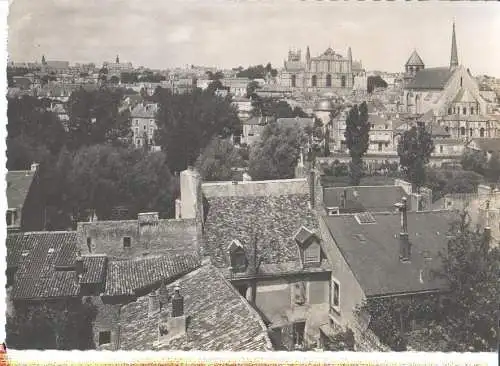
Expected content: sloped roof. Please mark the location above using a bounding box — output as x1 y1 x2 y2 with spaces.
468 138 500 153
6 170 36 209
323 186 410 213
104 254 200 296
405 50 425 67
204 194 319 268
118 264 273 351
276 117 315 129
130 103 158 118
324 211 456 296
452 88 477 104
405 67 454 90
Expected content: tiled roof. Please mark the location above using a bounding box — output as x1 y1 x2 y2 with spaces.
118 264 273 351
405 50 425 67
323 186 410 213
324 211 456 296
8 231 81 300
405 67 454 90
6 170 36 209
204 194 319 268
104 254 200 296
80 255 107 284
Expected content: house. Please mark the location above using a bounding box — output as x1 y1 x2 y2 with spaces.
202 176 335 349
6 163 45 232
239 116 273 146
130 102 160 150
222 77 251 97
232 96 253 120
116 264 273 351
318 203 457 340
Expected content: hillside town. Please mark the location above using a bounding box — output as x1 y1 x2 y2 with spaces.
5 19 499 354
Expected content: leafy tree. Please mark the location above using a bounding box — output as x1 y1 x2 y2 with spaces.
367 75 388 93
109 75 120 85
120 72 139 84
248 122 307 180
461 150 487 176
154 87 240 172
426 168 484 201
344 102 370 185
237 64 278 79
397 125 434 191
6 300 97 350
206 71 224 81
251 97 308 119
195 137 243 181
246 80 260 98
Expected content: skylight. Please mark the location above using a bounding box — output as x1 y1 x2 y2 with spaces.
354 212 376 224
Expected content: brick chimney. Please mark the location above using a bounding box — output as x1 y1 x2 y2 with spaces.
156 286 187 346
148 290 161 317
395 197 411 262
179 166 202 220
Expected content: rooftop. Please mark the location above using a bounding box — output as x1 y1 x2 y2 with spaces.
405 50 425 67
405 67 454 90
118 265 273 351
204 193 319 268
324 211 457 297
6 170 36 209
323 186 410 213
468 138 500 153
104 254 200 297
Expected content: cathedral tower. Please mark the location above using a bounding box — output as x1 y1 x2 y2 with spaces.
450 22 459 70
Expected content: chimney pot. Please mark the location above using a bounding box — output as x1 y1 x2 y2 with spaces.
172 286 184 317
148 290 161 317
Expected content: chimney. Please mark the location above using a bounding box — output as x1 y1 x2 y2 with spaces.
171 286 184 317
395 197 411 261
180 167 201 220
175 198 182 219
309 170 315 208
158 280 170 310
31 162 40 172
75 251 84 277
148 290 161 317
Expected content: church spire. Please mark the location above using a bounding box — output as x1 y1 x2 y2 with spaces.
450 21 459 70
116 54 120 64
41 55 46 65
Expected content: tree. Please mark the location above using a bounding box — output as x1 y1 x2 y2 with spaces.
109 75 120 85
461 149 487 176
154 87 240 172
344 102 370 185
248 122 307 180
195 137 243 181
397 125 435 191
120 72 139 84
426 168 484 202
237 64 278 79
246 80 260 98
251 97 308 119
367 75 388 93
485 152 500 183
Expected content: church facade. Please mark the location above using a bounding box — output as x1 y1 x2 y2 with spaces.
402 22 498 139
279 46 366 92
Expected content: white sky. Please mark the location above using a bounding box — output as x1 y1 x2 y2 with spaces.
7 0 500 76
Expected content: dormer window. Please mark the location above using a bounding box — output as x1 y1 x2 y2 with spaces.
327 207 339 216
228 240 248 273
294 226 321 268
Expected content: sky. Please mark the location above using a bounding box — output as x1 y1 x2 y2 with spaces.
7 0 500 76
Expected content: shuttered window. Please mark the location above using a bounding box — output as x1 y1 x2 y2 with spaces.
304 241 320 264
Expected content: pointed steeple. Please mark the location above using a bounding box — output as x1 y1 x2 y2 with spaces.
116 54 120 64
306 46 311 62
450 21 459 70
41 55 46 65
347 47 352 61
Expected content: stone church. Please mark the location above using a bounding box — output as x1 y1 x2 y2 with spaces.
402 22 499 139
279 46 366 92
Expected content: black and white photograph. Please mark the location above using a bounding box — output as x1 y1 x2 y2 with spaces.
2 0 499 360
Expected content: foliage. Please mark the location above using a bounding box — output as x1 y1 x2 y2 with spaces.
65 88 130 150
426 168 484 201
248 122 307 180
138 71 166 83
154 87 240 172
120 72 139 84
195 137 243 181
367 75 388 93
6 300 97 350
344 102 370 185
251 97 308 119
246 80 260 98
236 63 277 79
322 328 356 351
109 75 120 85
63 145 175 220
397 125 435 190
206 71 224 81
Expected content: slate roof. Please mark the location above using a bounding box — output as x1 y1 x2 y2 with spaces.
6 170 36 209
104 254 200 296
8 232 81 300
323 186 410 213
405 50 425 67
118 265 273 351
80 255 108 284
204 194 319 268
405 67 454 90
452 88 477 103
324 211 456 296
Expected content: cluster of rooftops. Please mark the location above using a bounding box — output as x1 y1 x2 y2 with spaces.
7 165 468 350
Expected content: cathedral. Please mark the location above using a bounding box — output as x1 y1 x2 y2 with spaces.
279 46 366 92
402 22 499 139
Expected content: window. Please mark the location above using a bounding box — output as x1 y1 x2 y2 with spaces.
448 107 452 115
134 120 138 126
460 127 465 136
143 125 146 130
304 241 320 264
385 143 389 148
311 75 317 87
385 124 388 130
341 75 346 88
470 107 474 115
445 126 449 132
470 128 473 137
99 331 111 346
6 210 13 226
463 107 467 115
136 139 141 146
460 77 463 87
327 207 339 216
378 142 383 151
480 128 485 137
291 75 296 88
293 282 306 305
123 237 131 248
332 280 340 310
86 237 92 253
326 74 332 87
440 145 443 153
